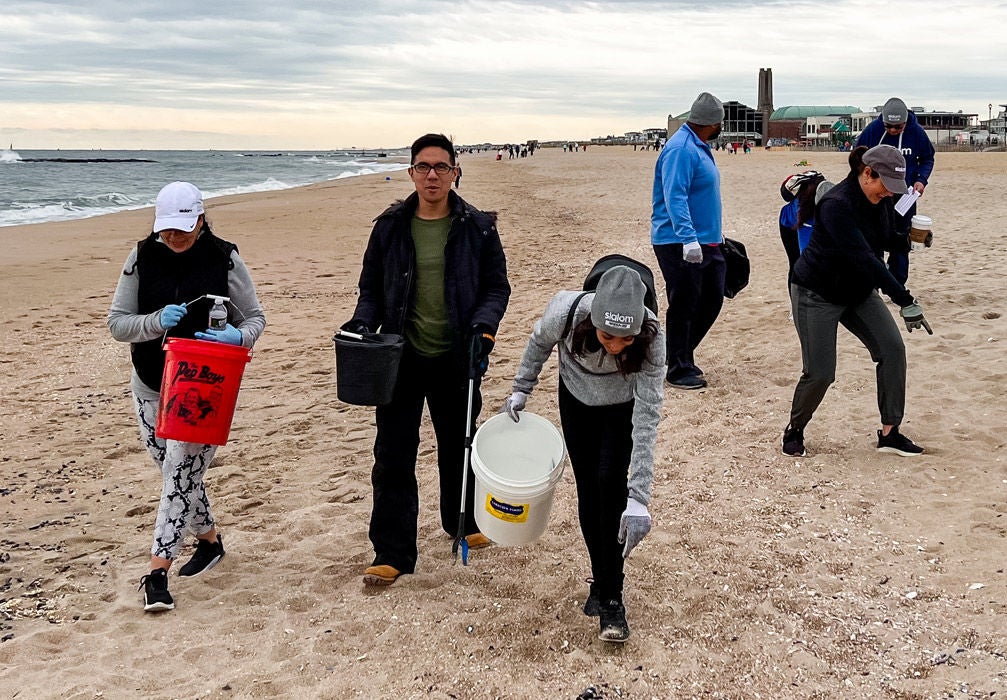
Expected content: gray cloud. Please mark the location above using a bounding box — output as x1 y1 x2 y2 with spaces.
3 0 1005 146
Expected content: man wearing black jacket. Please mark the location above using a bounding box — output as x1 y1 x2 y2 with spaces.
343 133 511 586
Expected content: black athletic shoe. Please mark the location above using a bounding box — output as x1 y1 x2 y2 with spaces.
667 374 707 390
178 534 225 578
139 568 174 612
598 599 630 643
877 427 924 457
583 582 600 617
782 424 806 457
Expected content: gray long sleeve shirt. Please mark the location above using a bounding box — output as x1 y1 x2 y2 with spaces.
511 290 665 504
107 239 267 401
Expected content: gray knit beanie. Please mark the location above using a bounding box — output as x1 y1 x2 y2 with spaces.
689 92 724 126
591 266 646 337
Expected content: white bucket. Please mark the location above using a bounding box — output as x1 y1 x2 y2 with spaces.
470 412 566 546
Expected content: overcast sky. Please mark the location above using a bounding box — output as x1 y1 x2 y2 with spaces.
3 0 1005 149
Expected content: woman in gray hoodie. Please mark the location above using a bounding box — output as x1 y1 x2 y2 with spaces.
502 265 665 643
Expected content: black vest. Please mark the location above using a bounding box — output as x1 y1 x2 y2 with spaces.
131 230 236 391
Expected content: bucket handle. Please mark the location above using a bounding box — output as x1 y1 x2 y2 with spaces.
160 293 249 348
335 330 384 344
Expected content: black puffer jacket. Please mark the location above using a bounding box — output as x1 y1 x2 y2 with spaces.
348 190 510 346
793 172 913 307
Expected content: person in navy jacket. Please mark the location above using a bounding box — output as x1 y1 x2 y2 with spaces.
853 97 935 284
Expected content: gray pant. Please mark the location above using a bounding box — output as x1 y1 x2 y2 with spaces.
788 284 906 429
134 394 218 561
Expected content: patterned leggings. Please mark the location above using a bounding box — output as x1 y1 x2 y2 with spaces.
134 393 218 561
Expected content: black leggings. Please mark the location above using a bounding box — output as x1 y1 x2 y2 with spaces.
558 379 634 602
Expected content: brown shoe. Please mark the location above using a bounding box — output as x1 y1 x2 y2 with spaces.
362 564 401 586
465 533 492 549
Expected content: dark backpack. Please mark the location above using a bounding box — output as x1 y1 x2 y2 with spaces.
562 254 660 337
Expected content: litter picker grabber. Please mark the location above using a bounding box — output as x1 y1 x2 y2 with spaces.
451 333 483 565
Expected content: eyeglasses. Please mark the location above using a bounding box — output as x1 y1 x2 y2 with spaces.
411 162 455 175
883 122 906 130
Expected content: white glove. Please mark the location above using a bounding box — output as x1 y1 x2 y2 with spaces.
501 391 528 422
682 241 703 264
617 497 652 558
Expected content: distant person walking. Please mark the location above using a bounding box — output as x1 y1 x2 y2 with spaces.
782 146 931 459
853 97 935 284
650 91 726 390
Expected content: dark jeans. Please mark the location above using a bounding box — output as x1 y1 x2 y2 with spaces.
558 380 633 603
369 346 481 573
887 204 914 285
788 284 906 430
653 242 726 380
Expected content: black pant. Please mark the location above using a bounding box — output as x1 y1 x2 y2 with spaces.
369 347 481 573
653 242 726 380
558 380 633 603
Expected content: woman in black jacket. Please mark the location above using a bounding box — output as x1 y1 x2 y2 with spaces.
782 145 932 458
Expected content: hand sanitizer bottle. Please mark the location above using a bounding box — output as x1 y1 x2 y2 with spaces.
208 295 229 330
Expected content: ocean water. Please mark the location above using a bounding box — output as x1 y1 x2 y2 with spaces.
0 148 411 228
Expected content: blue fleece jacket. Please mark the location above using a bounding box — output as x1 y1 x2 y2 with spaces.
651 124 722 245
854 111 935 187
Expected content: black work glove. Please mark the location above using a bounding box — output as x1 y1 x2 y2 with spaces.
468 324 496 377
341 319 372 335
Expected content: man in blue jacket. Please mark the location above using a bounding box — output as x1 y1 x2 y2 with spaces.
854 97 935 284
342 133 511 586
651 92 725 390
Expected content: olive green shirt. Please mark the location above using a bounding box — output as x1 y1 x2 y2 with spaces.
406 215 452 356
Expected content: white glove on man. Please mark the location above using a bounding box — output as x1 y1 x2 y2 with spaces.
617 497 652 558
501 391 528 422
682 241 703 264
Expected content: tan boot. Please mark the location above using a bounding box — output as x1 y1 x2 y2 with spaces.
465 533 492 550
362 564 401 586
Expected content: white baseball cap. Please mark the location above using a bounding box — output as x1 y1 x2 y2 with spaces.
153 181 204 233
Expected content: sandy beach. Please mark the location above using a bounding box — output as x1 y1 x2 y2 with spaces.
1 146 1005 698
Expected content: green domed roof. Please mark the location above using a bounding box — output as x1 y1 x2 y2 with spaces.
771 105 860 120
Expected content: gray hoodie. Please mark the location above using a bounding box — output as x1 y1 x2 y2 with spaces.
511 290 665 504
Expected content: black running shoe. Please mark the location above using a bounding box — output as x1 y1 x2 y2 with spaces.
877 427 924 456
782 424 806 457
138 568 174 612
178 534 225 578
598 599 630 643
583 582 600 617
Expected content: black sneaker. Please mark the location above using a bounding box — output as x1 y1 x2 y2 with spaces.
667 374 707 390
178 534 225 578
598 599 630 643
782 424 806 457
877 427 924 456
138 568 174 612
583 582 600 617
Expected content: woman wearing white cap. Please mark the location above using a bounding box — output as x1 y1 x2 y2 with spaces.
782 146 931 459
502 265 665 643
107 181 266 613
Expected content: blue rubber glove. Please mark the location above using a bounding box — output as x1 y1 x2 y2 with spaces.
617 498 652 558
159 304 187 329
195 323 243 345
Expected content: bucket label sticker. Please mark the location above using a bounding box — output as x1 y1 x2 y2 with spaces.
163 386 222 426
486 495 529 523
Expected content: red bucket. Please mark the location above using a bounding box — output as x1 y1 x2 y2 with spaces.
156 338 253 446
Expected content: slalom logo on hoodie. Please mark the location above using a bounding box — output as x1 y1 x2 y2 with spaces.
604 310 634 331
